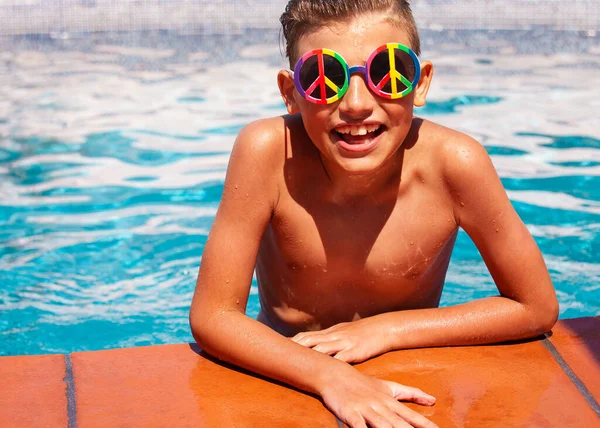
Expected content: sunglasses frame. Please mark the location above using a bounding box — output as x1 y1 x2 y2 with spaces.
292 43 421 105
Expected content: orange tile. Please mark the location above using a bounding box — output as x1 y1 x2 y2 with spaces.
0 354 68 428
71 343 338 428
355 339 599 427
3 323 599 427
548 317 600 401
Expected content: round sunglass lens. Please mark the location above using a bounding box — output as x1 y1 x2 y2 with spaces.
298 52 346 100
298 54 320 93
322 55 346 98
369 48 416 94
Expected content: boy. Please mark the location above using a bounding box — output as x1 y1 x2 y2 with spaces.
189 1 558 427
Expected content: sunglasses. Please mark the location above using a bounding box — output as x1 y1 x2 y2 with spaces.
292 43 421 105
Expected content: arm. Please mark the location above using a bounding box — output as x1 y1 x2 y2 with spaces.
294 135 558 361
190 118 437 428
190 119 332 392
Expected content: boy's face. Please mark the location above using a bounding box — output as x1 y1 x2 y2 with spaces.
279 13 433 175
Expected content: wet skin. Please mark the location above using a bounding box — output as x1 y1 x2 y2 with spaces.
256 116 459 336
190 12 557 428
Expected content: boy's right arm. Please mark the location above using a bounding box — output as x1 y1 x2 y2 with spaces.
189 118 437 428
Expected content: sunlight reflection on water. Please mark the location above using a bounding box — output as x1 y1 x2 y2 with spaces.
0 29 598 355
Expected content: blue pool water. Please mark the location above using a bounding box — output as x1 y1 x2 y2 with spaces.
1 30 599 356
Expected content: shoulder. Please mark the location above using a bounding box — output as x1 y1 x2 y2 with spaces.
226 116 293 187
408 120 489 185
439 128 497 198
421 121 507 227
222 116 290 206
231 116 287 165
412 119 503 220
414 120 493 185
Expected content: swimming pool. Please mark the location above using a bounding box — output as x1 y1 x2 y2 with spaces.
1 28 599 356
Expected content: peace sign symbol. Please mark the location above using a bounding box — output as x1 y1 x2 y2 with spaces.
371 45 415 99
295 49 349 105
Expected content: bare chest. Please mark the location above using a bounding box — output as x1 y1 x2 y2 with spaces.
257 186 458 320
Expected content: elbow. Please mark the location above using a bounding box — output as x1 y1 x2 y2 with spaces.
189 306 236 355
189 306 213 348
531 297 559 336
189 312 203 346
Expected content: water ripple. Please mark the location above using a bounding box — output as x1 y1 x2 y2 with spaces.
1 31 599 355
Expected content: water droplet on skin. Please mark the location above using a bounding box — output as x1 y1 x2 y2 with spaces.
410 241 414 245
299 240 303 243
460 202 465 207
236 298 239 304
234 185 238 189
226 279 230 283
303 264 307 268
495 228 499 233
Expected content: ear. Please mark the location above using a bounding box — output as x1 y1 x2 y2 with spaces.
413 60 434 107
277 70 300 114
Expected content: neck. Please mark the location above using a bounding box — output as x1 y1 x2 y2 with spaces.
318 148 405 203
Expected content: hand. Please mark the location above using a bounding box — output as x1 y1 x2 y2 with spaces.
292 317 392 363
319 366 437 428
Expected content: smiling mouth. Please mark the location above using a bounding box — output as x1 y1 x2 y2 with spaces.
332 123 386 152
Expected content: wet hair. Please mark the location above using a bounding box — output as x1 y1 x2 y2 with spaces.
280 0 421 66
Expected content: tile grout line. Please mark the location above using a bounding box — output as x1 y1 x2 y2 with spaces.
63 353 77 428
541 336 600 417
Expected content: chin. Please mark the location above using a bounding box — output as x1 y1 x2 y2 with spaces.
331 133 399 174
334 152 390 174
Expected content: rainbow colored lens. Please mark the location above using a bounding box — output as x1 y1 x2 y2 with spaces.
366 43 420 99
293 49 349 105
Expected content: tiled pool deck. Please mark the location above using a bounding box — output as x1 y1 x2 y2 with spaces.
1 317 599 427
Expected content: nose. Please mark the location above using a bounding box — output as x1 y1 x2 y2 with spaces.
339 73 375 120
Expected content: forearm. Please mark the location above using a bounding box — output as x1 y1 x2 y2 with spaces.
380 296 558 351
190 309 350 395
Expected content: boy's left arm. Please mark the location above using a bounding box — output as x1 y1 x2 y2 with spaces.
293 136 559 363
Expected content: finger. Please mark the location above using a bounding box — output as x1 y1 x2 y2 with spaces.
345 412 367 428
291 332 316 345
374 406 412 428
312 340 346 355
391 403 438 428
291 332 309 343
332 350 353 363
332 349 367 363
383 381 436 406
292 324 338 343
294 333 332 347
363 408 394 428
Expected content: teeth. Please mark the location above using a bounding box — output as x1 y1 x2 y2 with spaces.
336 124 380 135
